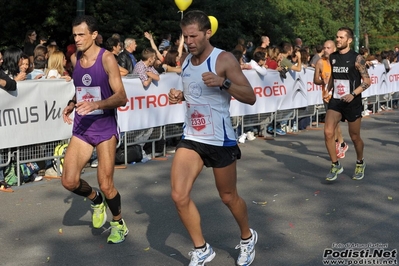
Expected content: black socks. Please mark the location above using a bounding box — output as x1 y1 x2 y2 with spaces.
91 190 103 205
242 234 252 241
112 218 124 225
195 243 206 250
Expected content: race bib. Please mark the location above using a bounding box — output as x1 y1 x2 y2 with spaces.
76 86 103 115
333 79 350 99
186 103 214 136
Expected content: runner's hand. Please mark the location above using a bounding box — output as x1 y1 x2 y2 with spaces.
169 88 183 104
202 72 224 88
63 105 74 124
75 101 100 116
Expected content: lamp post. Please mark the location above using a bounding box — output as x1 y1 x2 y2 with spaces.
77 0 85 16
354 0 359 52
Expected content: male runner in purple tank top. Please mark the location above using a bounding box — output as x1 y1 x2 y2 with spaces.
62 15 129 244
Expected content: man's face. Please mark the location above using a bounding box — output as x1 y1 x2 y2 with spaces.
323 42 335 58
73 22 97 52
131 40 137 52
115 43 122 54
0 52 3 67
336 30 351 50
182 23 210 56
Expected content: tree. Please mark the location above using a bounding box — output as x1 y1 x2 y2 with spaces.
0 0 398 57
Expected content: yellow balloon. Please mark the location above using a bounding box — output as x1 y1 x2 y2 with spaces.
208 16 218 37
174 0 192 12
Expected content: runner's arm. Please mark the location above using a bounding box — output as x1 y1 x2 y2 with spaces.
353 55 371 96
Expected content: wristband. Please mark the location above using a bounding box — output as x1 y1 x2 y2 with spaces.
67 99 76 106
351 91 357 97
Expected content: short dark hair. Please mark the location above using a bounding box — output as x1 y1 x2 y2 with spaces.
180 10 210 32
72 15 99 34
338 27 354 40
315 44 323 53
253 51 266 63
105 37 119 52
281 42 292 54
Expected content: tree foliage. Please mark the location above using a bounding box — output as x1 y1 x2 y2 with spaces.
0 0 398 54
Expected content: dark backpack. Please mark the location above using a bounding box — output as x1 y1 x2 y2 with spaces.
115 144 142 164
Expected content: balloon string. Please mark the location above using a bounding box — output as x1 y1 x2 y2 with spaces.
178 10 184 20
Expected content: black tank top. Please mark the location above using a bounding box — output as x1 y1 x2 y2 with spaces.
330 49 361 105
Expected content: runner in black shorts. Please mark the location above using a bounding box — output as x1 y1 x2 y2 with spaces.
168 10 258 266
324 27 370 182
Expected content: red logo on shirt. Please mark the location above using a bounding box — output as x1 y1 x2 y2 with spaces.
336 83 346 96
82 92 96 101
191 110 206 131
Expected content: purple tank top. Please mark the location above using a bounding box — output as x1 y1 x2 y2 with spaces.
72 48 118 137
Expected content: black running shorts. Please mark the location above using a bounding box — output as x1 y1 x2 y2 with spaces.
176 139 241 168
328 98 362 122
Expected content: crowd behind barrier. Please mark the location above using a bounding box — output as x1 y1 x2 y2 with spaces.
1 63 399 185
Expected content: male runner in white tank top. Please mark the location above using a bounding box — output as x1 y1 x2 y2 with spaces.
168 10 258 266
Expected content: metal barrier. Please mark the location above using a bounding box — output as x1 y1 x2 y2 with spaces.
296 105 316 128
0 149 12 168
314 104 326 127
271 109 296 137
3 96 397 186
165 123 184 140
124 126 163 160
392 92 399 109
0 140 69 186
365 95 378 113
241 113 274 137
376 93 398 111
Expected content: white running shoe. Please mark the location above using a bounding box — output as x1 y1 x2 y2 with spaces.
236 228 258 266
238 133 247 143
188 243 216 266
246 131 256 141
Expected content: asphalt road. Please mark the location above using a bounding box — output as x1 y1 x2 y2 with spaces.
1 110 398 266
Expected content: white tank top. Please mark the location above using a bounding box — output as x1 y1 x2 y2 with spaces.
181 48 236 147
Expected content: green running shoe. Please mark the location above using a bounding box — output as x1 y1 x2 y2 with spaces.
91 196 107 229
352 161 366 180
326 162 343 181
107 219 129 244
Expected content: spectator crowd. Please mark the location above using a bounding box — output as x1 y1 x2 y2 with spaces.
1 28 399 192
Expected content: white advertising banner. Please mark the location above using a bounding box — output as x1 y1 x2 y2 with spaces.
1 63 398 148
0 79 75 149
117 68 324 131
363 63 399 97
117 75 186 132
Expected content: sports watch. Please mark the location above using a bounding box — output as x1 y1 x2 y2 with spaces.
221 78 231 90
